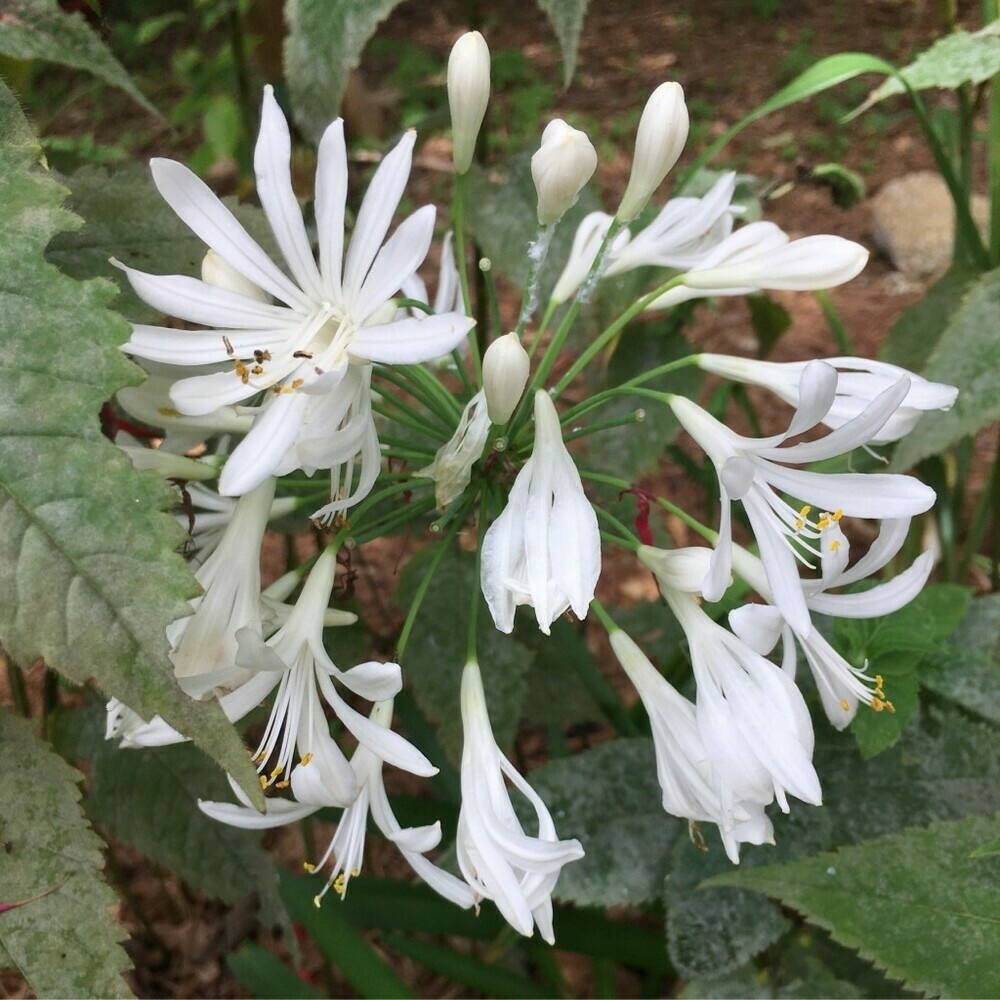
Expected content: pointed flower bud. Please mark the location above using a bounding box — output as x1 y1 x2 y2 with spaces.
531 119 598 225
618 82 689 223
201 248 269 302
482 332 530 424
448 31 491 174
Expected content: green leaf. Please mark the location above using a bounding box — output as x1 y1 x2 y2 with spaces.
922 594 1000 726
891 266 1000 469
47 163 279 324
0 710 132 999
0 82 262 807
536 0 590 85
747 293 792 357
524 739 682 906
227 943 323 1000
395 544 531 764
854 24 1000 116
879 264 979 372
281 872 415 999
810 163 867 209
284 0 404 144
679 53 894 191
52 705 287 930
0 0 156 115
710 813 1000 998
385 933 550 999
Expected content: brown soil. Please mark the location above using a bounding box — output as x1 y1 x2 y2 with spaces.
5 1 993 997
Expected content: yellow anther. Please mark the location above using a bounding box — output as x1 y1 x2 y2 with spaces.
303 862 316 873
795 519 805 530
833 509 843 521
872 698 885 712
300 752 314 766
886 700 896 714
275 780 290 789
840 699 850 711
259 775 267 789
829 539 841 552
817 515 831 530
799 505 812 518
269 765 283 778
333 874 347 897
351 867 360 877
313 895 322 908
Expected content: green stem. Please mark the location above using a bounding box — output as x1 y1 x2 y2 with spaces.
466 496 488 663
397 364 464 420
227 0 256 174
562 408 648 444
527 298 560 360
371 396 450 442
814 289 853 354
373 368 456 432
349 494 437 546
480 259 503 347
515 223 553 337
594 506 640 551
452 172 483 384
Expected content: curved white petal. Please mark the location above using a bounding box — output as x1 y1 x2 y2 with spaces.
351 312 475 365
127 325 290 366
198 796 319 829
808 550 935 618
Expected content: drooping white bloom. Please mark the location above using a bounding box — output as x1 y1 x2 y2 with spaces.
417 389 491 508
609 628 774 863
550 173 738 305
457 661 584 942
618 82 690 222
649 222 867 309
224 547 428 803
168 476 277 699
729 520 935 727
448 31 491 174
697 353 958 444
117 86 474 498
639 547 822 826
481 390 600 634
668 360 936 634
482 332 530 424
200 699 474 908
531 119 598 225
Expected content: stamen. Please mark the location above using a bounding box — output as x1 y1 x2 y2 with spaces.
303 862 315 873
300 752 314 766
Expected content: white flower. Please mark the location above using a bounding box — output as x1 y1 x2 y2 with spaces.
448 31 491 174
224 547 427 802
697 353 958 444
729 520 935 727
417 389 491 508
482 332 530 424
531 119 598 225
668 360 936 634
200 699 474 908
551 173 737 305
609 629 774 863
116 86 474 498
457 661 584 942
480 390 600 634
649 222 867 308
618 82 690 222
640 549 822 824
168 476 277 698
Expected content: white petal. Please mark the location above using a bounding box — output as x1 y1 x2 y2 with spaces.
150 157 310 309
255 87 325 301
335 659 403 701
809 550 935 618
350 312 475 365
198 796 318 829
315 118 348 300
343 131 415 301
783 360 838 440
387 822 442 853
548 470 600 619
115 263 297 329
835 517 911 586
127 325 290 366
170 368 261 414
219 390 309 495
355 206 436 320
729 603 784 654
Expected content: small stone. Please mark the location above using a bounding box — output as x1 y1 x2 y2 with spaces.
870 171 988 281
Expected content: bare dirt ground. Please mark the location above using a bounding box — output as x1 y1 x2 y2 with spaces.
3 1 992 997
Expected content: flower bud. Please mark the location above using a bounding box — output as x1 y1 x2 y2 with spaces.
531 119 598 225
482 332 530 424
448 31 491 174
201 249 269 302
618 82 689 222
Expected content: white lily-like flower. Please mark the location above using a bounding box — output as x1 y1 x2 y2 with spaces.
649 222 867 309
609 628 774 863
221 546 428 803
668 360 936 634
168 476 277 698
531 119 598 225
480 390 600 634
729 519 935 727
697 353 958 444
639 548 822 825
199 699 473 908
116 86 474 499
417 389 491 509
448 31 491 174
551 174 738 305
457 661 584 942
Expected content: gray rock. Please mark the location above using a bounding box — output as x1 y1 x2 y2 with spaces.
870 170 988 281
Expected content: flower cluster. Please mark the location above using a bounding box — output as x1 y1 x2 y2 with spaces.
106 30 957 943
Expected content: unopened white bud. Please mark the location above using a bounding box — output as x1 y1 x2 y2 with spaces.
531 119 598 225
201 249 269 302
482 332 530 424
618 83 689 222
448 31 491 174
